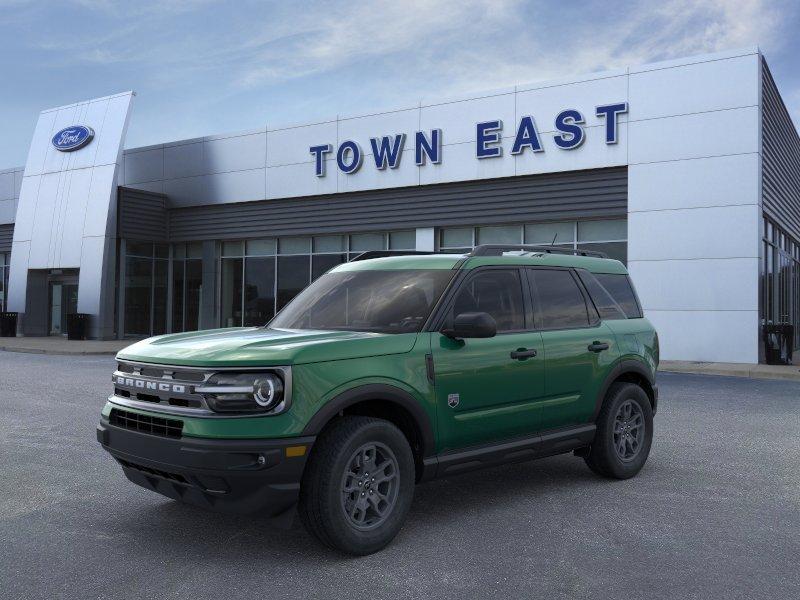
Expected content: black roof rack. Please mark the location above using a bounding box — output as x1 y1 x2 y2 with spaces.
350 250 436 262
469 244 608 258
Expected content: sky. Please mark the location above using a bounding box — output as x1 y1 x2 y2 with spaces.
0 0 798 167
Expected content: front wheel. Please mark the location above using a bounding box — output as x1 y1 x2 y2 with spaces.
585 382 653 479
298 416 415 555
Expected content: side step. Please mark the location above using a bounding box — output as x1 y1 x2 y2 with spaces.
421 423 596 480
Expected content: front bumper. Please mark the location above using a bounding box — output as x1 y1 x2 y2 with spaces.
97 418 314 516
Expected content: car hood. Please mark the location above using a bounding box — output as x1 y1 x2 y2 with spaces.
117 327 419 367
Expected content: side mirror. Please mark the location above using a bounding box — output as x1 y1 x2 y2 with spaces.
442 312 497 339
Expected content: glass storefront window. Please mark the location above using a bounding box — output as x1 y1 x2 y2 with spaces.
123 242 170 337
389 230 415 250
441 227 473 249
312 253 347 280
172 260 185 332
0 252 8 311
762 216 800 352
578 219 627 242
280 237 311 255
246 239 276 256
171 253 203 333
439 219 628 264
314 235 346 253
220 257 243 328
218 230 412 327
221 241 244 257
350 233 385 252
244 256 276 325
152 259 168 334
124 255 153 336
277 255 310 312
525 222 574 245
478 225 522 245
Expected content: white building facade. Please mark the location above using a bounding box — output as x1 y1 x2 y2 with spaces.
0 48 798 364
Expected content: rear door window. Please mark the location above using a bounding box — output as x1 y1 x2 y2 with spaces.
593 273 643 319
528 269 590 329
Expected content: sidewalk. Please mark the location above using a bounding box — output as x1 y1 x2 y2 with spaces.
659 360 800 382
0 336 132 355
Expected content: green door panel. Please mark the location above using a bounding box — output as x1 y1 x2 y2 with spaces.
431 331 545 451
538 322 619 430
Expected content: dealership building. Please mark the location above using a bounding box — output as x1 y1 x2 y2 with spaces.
0 47 798 364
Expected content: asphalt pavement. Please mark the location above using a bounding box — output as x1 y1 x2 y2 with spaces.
1 351 798 600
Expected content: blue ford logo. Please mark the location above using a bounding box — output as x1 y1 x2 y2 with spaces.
52 125 94 152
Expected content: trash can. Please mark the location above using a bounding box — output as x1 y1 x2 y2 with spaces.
0 312 17 337
66 313 89 341
763 324 794 365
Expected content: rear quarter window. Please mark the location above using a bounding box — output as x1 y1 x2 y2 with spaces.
593 273 643 319
577 270 627 320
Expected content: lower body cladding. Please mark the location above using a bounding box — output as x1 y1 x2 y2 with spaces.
422 423 597 479
96 419 315 522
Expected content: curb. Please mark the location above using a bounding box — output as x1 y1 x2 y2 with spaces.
659 365 800 382
0 346 119 356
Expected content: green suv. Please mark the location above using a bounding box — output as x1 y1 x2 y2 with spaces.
97 245 658 555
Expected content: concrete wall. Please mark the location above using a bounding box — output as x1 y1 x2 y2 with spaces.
626 51 761 363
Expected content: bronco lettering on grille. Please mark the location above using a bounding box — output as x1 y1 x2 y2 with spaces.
114 376 186 394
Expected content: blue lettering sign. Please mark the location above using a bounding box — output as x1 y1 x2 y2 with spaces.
553 109 585 149
309 101 627 176
511 116 543 155
370 134 405 169
596 102 628 144
309 144 332 177
415 129 442 166
476 120 503 158
336 140 363 174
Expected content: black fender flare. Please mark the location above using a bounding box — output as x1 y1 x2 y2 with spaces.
593 359 657 420
301 384 436 457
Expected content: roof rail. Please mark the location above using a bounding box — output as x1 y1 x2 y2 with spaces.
350 250 437 262
469 244 608 258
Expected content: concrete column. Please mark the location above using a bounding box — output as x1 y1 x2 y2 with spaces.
415 227 435 251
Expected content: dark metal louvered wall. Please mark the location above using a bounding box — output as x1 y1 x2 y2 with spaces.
117 187 168 242
163 167 627 242
0 223 13 252
762 59 800 242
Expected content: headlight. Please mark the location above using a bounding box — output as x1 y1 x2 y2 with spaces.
198 372 286 414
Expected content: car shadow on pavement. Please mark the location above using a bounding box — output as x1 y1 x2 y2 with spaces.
111 453 603 561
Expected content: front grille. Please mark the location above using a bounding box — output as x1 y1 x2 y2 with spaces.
112 361 213 412
109 408 183 439
117 458 188 484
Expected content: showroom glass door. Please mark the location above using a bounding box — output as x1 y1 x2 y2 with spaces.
48 279 78 336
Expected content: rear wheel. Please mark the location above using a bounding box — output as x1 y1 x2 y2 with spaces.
298 416 415 555
585 382 653 479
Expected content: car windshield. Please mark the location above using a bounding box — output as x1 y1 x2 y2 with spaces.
269 269 455 334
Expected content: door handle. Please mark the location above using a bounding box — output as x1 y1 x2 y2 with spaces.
588 341 610 352
510 348 538 360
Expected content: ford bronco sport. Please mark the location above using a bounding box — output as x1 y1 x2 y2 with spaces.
97 244 658 555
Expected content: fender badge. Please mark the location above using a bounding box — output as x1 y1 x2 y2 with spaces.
447 393 460 408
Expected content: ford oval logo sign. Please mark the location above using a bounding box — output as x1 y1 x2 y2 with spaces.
51 125 94 152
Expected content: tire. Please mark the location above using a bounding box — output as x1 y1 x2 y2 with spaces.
298 416 415 555
584 382 653 479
